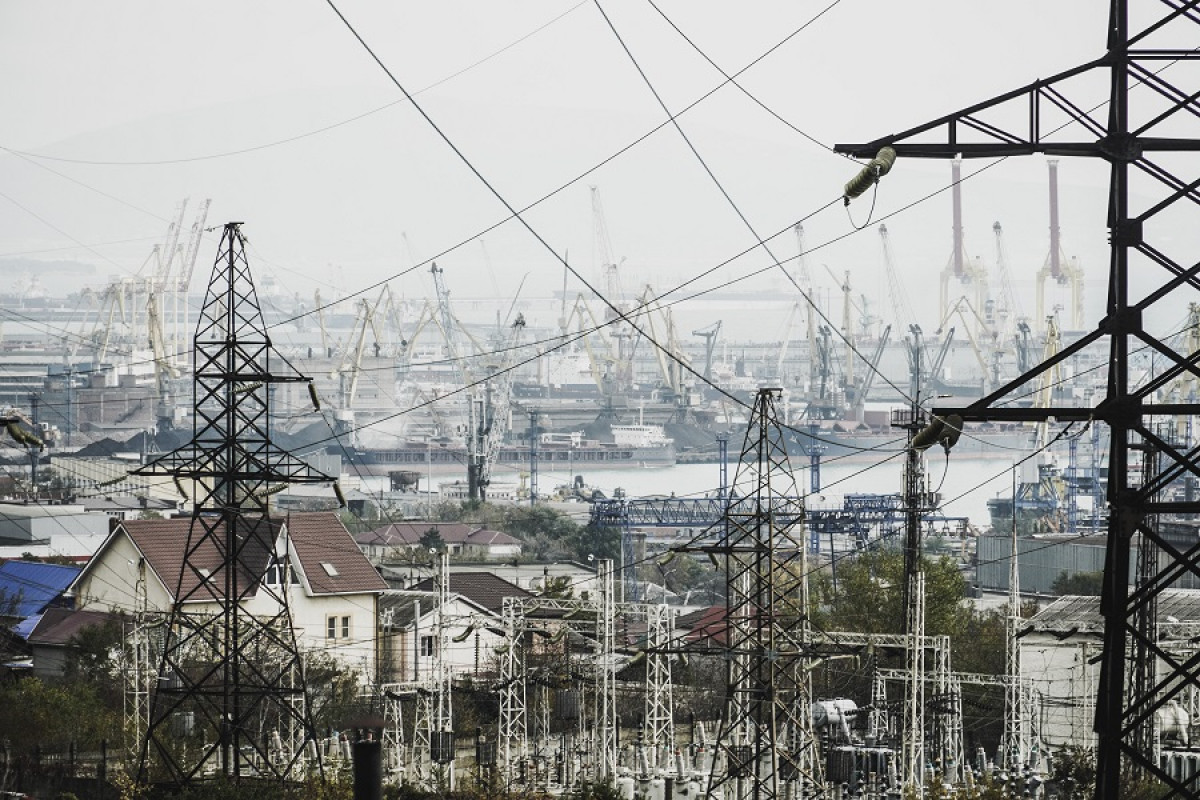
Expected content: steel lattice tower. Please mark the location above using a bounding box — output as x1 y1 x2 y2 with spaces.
134 222 330 784
643 603 676 773
837 3 1200 795
704 388 820 799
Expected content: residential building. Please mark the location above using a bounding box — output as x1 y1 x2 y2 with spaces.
378 590 505 683
378 574 534 684
357 522 522 561
0 502 110 547
0 559 81 635
69 511 388 678
26 606 119 679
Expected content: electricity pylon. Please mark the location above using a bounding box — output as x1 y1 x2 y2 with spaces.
134 222 330 784
837 4 1200 795
701 387 820 799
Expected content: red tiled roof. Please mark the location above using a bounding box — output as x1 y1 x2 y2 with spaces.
285 512 387 595
117 512 385 602
679 605 728 646
409 572 531 613
28 607 120 647
121 516 277 603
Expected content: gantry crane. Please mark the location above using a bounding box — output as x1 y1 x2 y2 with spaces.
591 186 627 319
1035 159 1084 331
774 302 802 384
939 159 991 335
794 223 819 396
691 320 722 382
634 284 692 404
469 314 527 501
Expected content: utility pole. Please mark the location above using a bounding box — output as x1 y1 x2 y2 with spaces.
528 409 539 506
643 603 675 773
28 393 38 493
1002 467 1029 775
133 223 331 785
895 326 932 795
430 553 455 790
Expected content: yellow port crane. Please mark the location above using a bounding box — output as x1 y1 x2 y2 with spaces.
1035 159 1084 331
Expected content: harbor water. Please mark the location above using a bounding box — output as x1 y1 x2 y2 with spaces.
498 452 1026 533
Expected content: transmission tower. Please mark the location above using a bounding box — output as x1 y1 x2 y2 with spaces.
701 387 820 799
133 222 330 785
595 559 619 780
643 603 676 773
837 4 1200 795
420 553 455 791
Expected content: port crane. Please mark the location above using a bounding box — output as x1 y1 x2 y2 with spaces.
935 296 999 394
990 221 1021 381
560 293 619 395
468 313 527 501
634 284 692 407
848 324 892 420
794 223 820 396
773 302 802 384
1035 159 1084 331
691 320 722 382
938 159 991 337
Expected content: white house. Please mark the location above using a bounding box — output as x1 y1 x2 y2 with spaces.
378 573 533 683
1020 589 1200 752
69 511 388 679
378 590 504 683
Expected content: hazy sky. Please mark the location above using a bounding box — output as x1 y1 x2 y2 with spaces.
1 1 1123 340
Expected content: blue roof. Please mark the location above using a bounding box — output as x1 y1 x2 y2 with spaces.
0 561 82 621
11 612 41 640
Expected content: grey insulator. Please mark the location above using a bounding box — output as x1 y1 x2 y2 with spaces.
843 147 898 203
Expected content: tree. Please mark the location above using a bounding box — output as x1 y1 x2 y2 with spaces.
1051 570 1103 596
419 526 446 552
538 575 574 599
820 548 970 640
0 677 121 750
64 613 126 684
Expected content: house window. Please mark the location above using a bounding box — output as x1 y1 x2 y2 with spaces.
327 615 352 640
420 635 435 657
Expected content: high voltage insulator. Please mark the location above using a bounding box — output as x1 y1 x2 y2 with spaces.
910 413 964 452
6 421 42 449
843 146 897 204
